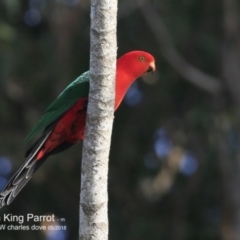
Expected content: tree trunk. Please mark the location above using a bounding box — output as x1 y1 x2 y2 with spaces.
79 0 118 239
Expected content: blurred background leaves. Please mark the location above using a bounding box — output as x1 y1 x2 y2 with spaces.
0 0 240 239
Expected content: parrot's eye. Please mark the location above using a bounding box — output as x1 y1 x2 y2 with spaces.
139 56 145 61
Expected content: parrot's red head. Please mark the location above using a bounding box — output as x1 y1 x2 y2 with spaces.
115 51 156 109
117 50 156 79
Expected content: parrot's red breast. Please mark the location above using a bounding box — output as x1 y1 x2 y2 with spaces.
36 98 88 160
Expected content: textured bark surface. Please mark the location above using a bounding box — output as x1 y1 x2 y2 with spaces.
79 0 117 239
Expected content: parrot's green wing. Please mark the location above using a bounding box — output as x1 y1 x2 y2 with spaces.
23 71 90 144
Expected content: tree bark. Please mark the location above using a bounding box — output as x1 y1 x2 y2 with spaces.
79 0 118 240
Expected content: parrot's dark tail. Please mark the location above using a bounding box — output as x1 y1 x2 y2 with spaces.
0 131 51 208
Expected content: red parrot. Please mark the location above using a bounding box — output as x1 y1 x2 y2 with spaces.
0 51 155 207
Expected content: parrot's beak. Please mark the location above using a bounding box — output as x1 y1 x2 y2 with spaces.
147 61 156 73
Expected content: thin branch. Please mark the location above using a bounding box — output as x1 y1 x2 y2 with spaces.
139 2 223 94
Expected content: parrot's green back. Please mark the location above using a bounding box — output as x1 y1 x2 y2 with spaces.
23 71 90 144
